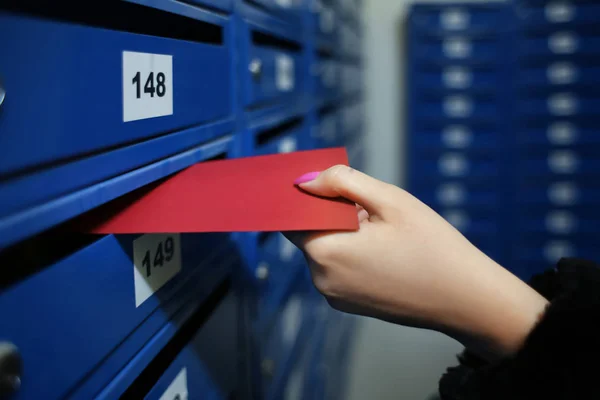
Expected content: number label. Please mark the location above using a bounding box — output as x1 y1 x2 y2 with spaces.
123 51 173 122
159 368 188 400
276 54 295 92
133 234 182 307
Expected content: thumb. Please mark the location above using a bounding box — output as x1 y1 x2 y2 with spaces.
294 165 390 217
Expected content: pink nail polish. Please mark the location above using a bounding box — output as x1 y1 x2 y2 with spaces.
294 171 320 185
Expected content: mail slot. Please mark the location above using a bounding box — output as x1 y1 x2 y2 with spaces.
252 117 307 155
142 292 239 400
0 4 232 177
0 230 234 400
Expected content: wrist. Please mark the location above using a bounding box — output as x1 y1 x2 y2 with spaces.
440 256 549 360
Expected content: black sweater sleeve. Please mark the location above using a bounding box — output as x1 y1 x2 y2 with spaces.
439 258 600 400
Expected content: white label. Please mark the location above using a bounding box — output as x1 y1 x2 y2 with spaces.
281 297 302 346
443 38 471 59
133 233 182 307
122 51 173 122
159 368 188 400
545 211 577 234
545 2 575 23
548 32 578 54
547 62 578 85
444 95 473 118
276 0 293 8
280 235 298 262
443 210 470 231
439 153 468 176
320 8 336 33
544 240 574 262
547 93 578 116
548 150 579 174
437 183 466 206
547 122 578 145
276 54 295 92
441 8 470 30
442 125 472 148
443 67 472 89
278 136 297 153
548 182 579 205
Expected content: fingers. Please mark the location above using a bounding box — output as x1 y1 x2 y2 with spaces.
295 165 392 217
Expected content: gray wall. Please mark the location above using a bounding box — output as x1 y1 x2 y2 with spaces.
343 1 472 398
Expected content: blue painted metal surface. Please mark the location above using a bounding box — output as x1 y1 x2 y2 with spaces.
0 13 232 176
144 293 239 400
0 0 362 398
1 234 237 400
0 135 234 249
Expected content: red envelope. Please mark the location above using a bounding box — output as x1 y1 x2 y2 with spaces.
75 147 359 233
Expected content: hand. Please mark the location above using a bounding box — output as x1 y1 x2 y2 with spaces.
287 165 548 360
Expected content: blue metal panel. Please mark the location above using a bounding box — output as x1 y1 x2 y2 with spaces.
413 96 499 121
86 265 238 399
517 93 600 119
0 234 235 400
0 135 234 249
515 208 600 236
0 13 232 176
411 126 499 153
312 0 338 50
260 289 314 400
516 181 600 208
238 1 303 43
517 62 600 94
414 65 500 94
517 2 600 32
518 31 600 61
410 3 509 35
518 150 600 178
144 293 239 399
245 46 304 107
411 152 501 180
126 0 233 18
412 35 502 65
412 183 501 210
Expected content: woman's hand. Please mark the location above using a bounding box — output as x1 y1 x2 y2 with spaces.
288 165 548 360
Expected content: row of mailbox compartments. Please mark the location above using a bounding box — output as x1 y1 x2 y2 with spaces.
0 102 365 248
410 93 600 120
410 2 600 35
435 207 600 238
410 122 600 151
408 2 600 34
412 180 600 209
413 63 600 92
409 2 600 34
407 150 600 179
108 279 334 400
0 226 310 399
410 32 600 65
0 10 317 176
408 4 510 35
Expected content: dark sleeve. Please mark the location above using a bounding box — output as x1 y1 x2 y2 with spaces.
439 258 600 400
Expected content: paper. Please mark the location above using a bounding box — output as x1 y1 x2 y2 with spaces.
75 147 358 233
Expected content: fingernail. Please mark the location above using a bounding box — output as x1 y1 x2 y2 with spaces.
294 171 320 185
